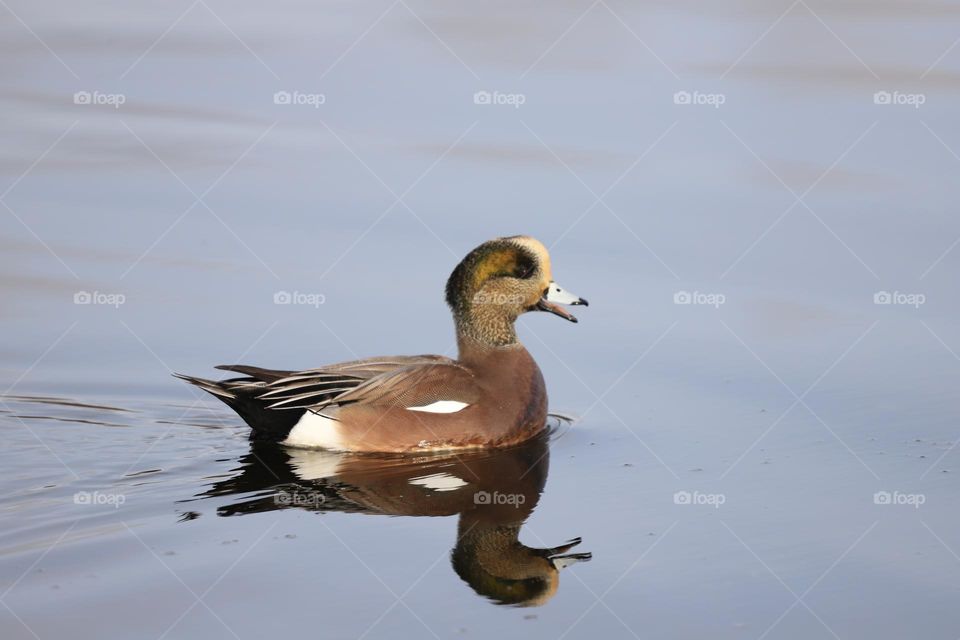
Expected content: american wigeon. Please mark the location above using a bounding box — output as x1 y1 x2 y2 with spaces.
199 431 591 606
176 235 587 452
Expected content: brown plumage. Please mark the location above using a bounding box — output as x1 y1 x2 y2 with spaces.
175 235 588 452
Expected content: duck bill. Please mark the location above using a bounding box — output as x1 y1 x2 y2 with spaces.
549 552 593 570
536 281 588 323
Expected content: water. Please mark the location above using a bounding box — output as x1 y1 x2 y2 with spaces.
3 0 960 637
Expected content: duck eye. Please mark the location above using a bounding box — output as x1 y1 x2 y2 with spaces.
515 261 536 279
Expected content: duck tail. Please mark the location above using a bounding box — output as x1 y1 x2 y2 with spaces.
173 372 303 441
172 373 237 400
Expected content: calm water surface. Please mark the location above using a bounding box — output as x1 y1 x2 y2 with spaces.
3 1 960 638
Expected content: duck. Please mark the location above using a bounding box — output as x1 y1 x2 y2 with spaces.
196 430 591 606
175 235 587 452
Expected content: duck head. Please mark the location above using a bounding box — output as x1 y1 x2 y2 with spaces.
452 522 592 607
445 236 588 347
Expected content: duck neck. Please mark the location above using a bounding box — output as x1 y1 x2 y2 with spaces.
456 520 524 555
453 306 519 352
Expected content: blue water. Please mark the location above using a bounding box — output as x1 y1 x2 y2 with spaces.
3 1 960 638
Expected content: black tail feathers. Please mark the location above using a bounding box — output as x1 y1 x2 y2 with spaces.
174 372 303 441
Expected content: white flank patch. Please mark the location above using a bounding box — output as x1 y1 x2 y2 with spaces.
284 411 347 450
287 448 344 480
408 472 468 492
406 400 469 414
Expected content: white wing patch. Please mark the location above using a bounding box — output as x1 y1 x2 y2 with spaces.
284 411 347 450
409 472 468 492
406 400 469 414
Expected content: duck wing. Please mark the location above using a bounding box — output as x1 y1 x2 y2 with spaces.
330 360 478 410
216 355 460 411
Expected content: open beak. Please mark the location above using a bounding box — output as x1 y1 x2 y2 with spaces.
535 281 588 323
541 537 592 570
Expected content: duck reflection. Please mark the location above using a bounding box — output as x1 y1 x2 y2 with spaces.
194 430 590 606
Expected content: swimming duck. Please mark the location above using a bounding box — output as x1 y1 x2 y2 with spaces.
176 235 587 452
